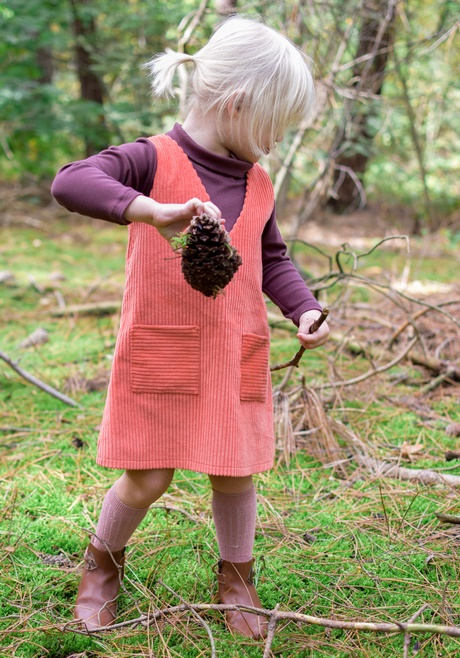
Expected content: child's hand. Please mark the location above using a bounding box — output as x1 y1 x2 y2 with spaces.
125 196 222 243
297 310 330 349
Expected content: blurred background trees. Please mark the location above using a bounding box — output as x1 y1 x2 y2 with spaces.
0 0 458 232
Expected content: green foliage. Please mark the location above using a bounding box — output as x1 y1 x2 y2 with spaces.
1 0 458 222
0 0 195 177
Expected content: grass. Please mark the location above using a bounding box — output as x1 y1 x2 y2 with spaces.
1 213 460 657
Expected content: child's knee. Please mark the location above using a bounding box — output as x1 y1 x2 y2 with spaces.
120 468 175 506
209 474 253 494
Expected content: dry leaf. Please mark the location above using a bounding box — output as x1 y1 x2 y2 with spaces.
399 441 425 461
19 327 49 349
446 422 460 438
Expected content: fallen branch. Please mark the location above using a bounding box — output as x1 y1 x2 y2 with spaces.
317 336 418 390
159 580 216 658
403 604 430 658
262 604 279 658
0 350 82 408
435 513 460 524
356 454 460 488
51 301 121 317
388 300 460 347
328 332 460 388
61 601 460 639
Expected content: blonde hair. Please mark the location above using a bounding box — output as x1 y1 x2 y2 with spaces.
145 16 315 157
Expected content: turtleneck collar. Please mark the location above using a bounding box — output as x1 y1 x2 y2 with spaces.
167 123 252 180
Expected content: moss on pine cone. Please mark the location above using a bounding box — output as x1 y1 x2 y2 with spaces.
179 213 242 298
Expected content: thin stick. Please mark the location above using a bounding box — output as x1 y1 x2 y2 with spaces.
158 580 216 658
316 336 418 390
0 350 82 408
270 308 330 372
61 602 460 638
262 604 279 658
404 604 430 658
435 513 460 524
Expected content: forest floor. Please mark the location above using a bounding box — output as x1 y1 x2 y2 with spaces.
1 189 460 658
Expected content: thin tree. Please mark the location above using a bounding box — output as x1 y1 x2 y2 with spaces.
329 0 397 212
69 0 110 156
215 0 237 15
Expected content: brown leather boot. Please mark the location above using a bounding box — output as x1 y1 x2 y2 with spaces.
216 559 268 639
74 542 125 631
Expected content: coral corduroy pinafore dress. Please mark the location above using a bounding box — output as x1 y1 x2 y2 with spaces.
96 134 275 476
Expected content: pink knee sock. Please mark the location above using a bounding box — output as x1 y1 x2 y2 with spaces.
211 485 257 563
92 484 149 552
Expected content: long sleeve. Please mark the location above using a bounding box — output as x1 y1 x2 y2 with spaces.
262 209 322 326
51 139 157 224
51 126 321 325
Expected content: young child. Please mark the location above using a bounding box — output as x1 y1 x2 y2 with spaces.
52 15 329 640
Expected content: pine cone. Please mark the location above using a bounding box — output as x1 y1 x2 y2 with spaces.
180 213 242 298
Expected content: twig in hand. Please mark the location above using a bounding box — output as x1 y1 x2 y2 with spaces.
270 308 330 372
0 349 82 408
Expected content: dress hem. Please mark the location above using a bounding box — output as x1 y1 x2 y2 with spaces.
95 456 274 476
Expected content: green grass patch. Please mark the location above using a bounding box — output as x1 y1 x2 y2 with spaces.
1 216 460 657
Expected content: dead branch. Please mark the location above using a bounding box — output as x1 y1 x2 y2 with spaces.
61 601 460 639
388 300 460 347
262 604 279 658
0 350 82 408
317 336 418 390
404 604 430 658
51 301 121 317
349 273 460 330
435 513 460 524
149 503 204 524
274 82 329 204
332 419 460 488
329 332 460 385
356 454 460 488
176 0 209 118
330 164 367 209
158 580 216 658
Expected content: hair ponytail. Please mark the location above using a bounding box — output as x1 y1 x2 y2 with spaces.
144 50 195 99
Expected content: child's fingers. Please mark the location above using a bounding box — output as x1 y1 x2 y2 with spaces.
186 198 222 220
296 323 329 349
202 201 222 220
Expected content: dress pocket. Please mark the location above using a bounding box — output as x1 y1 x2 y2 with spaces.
240 333 269 402
130 325 200 394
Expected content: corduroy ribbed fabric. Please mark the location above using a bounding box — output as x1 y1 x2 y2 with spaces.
97 134 275 476
212 486 257 562
92 485 149 552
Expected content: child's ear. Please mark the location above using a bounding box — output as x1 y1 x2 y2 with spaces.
227 92 245 118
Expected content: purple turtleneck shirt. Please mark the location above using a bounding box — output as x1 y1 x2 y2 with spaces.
51 124 321 325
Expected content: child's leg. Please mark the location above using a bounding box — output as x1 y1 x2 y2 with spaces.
92 468 175 551
209 474 268 640
75 468 174 630
209 475 255 562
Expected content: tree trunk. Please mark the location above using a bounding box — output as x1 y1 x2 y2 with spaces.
329 1 397 212
36 46 54 84
69 0 109 156
215 0 237 15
